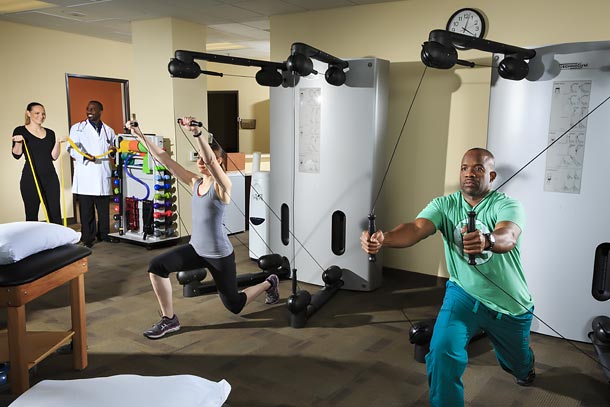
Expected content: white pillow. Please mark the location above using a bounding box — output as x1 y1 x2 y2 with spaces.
0 222 81 265
9 375 231 407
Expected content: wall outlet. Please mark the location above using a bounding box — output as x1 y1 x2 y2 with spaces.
189 151 199 162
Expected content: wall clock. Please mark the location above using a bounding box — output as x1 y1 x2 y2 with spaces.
446 8 486 39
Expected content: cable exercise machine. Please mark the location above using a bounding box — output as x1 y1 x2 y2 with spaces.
168 43 354 328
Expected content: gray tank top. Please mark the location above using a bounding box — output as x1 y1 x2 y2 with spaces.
189 178 233 258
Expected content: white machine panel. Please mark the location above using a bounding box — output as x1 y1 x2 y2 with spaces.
487 41 610 341
269 58 389 291
223 172 246 234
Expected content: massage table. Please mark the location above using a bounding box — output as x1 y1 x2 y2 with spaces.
0 243 91 395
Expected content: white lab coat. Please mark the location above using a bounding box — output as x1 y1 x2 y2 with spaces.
67 120 116 195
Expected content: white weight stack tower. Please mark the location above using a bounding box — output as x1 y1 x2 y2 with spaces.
487 41 610 341
268 58 389 291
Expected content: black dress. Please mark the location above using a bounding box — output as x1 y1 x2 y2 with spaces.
12 125 62 224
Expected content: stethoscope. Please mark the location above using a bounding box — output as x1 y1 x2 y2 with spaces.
75 120 112 144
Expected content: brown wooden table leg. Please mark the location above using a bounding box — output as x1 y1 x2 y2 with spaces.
7 305 28 394
70 274 87 370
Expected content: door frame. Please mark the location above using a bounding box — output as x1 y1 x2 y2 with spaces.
64 74 130 224
208 90 239 153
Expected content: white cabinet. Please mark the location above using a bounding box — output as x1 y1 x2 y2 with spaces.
223 172 246 234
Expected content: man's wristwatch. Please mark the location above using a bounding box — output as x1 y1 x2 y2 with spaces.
193 132 202 138
483 232 495 251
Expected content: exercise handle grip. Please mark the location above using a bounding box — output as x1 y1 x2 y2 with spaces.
467 211 476 265
177 118 203 127
368 213 377 263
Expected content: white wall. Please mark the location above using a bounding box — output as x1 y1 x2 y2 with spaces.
0 21 132 223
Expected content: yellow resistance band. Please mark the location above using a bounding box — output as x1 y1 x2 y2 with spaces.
22 140 50 223
59 147 67 226
66 137 115 159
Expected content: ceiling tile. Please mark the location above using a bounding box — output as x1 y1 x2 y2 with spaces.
282 0 354 11
230 0 306 16
0 0 399 58
208 22 269 40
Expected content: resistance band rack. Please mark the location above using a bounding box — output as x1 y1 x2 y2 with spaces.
108 134 180 248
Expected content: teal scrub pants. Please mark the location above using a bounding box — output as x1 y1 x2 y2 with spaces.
425 281 534 407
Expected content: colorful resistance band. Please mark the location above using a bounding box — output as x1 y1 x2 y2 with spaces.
66 137 116 159
22 139 50 223
23 139 71 225
59 145 67 226
123 153 151 201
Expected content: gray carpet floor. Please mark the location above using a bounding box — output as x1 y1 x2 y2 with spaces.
0 233 608 406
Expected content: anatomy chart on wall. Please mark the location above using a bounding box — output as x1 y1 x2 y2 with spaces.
544 80 591 193
298 88 321 173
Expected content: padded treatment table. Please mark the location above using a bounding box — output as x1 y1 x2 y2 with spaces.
0 244 91 395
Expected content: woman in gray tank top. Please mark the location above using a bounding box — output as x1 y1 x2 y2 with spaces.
127 117 280 340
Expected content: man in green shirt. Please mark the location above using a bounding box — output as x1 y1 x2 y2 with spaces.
361 148 535 407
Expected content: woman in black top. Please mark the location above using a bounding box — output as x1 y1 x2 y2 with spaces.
11 102 64 224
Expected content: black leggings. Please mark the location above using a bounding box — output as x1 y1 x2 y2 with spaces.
148 244 247 314
20 173 62 224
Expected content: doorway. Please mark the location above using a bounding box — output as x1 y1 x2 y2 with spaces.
66 75 129 132
208 91 239 152
65 74 130 226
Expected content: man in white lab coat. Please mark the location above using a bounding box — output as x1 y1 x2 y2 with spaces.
67 100 117 247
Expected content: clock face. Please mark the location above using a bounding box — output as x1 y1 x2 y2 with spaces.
446 8 486 39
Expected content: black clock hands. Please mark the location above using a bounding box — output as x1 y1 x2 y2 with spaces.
461 15 471 35
463 27 475 36
460 15 476 37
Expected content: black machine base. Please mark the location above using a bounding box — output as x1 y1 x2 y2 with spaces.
177 255 346 330
409 319 486 363
287 265 345 329
589 315 610 382
177 253 291 297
